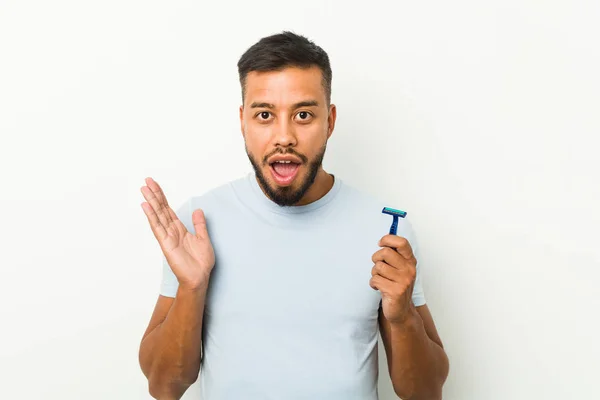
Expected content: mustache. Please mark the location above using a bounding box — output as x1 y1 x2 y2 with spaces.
263 148 308 164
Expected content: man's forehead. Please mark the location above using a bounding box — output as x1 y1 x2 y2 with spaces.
244 67 325 105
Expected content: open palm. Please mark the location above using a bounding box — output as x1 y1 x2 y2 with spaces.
140 177 215 289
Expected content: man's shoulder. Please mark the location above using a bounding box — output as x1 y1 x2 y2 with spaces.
338 177 388 211
169 174 248 221
187 173 249 210
337 177 415 237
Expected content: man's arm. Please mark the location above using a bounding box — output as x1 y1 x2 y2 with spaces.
379 303 449 400
138 177 216 399
138 283 209 400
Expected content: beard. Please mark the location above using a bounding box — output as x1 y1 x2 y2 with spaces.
246 144 327 207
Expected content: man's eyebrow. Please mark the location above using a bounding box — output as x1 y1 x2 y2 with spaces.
249 100 319 109
292 100 319 109
250 102 275 109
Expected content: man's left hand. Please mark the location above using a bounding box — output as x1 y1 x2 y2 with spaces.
370 234 417 325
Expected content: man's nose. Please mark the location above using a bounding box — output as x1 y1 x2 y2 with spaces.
273 119 298 148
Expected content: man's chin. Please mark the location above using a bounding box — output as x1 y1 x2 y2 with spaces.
265 172 302 192
247 150 323 206
259 169 307 206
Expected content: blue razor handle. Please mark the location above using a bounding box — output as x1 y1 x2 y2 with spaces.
382 207 407 235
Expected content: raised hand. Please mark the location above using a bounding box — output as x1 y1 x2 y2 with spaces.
140 177 215 290
370 234 418 325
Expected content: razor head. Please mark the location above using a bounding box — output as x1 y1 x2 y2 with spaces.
382 207 407 218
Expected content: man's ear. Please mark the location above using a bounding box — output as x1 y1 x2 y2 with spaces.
327 104 337 139
239 105 245 138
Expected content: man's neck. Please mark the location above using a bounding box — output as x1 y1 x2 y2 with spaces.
294 169 334 206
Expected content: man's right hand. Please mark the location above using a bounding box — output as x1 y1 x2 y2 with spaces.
140 177 215 290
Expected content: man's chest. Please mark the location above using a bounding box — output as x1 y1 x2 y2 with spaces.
204 223 383 325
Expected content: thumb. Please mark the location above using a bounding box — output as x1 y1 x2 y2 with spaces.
191 209 209 240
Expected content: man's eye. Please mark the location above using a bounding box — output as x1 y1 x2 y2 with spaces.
296 111 312 121
259 112 271 120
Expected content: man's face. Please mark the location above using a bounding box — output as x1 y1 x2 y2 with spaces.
239 66 336 206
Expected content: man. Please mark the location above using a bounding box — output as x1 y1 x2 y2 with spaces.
138 31 449 400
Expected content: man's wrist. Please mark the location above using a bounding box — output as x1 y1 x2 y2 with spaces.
390 305 421 333
178 278 210 295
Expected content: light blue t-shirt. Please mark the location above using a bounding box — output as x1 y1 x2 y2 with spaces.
159 172 426 400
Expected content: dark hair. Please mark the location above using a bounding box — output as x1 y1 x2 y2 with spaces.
237 31 332 105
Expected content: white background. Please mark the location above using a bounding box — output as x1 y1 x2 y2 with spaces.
1 1 599 399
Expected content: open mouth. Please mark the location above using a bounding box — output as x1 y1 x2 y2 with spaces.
269 160 301 186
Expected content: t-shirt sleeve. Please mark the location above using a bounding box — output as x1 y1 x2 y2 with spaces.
401 218 427 307
158 197 193 298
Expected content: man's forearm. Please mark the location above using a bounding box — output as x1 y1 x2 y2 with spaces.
139 283 208 399
387 307 449 400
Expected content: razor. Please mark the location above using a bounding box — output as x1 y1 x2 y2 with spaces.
382 207 407 235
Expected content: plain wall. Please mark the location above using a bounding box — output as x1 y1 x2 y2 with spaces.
1 1 598 399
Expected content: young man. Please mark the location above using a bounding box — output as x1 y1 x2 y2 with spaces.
138 31 449 400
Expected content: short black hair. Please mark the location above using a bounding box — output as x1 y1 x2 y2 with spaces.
237 31 332 105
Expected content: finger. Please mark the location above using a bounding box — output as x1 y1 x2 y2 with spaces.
372 247 409 270
379 234 414 260
141 201 168 242
141 184 171 230
371 261 403 282
146 178 173 219
145 177 174 225
369 274 394 293
167 207 178 222
192 209 209 240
